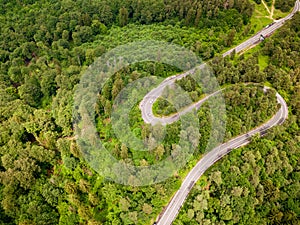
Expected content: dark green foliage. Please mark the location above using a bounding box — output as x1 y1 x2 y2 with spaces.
275 0 295 12
0 0 298 224
175 12 300 225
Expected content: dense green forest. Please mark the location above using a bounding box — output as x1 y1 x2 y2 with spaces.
175 13 300 225
0 0 298 224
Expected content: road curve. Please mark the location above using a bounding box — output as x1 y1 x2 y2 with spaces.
138 2 299 225
140 0 299 126
155 89 288 225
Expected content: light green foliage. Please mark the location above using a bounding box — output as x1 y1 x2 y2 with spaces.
0 0 299 225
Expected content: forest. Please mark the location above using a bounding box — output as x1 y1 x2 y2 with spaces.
0 0 299 224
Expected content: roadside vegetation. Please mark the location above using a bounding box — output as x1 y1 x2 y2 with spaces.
0 0 298 225
175 12 300 225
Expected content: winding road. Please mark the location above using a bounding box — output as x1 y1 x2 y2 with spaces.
138 1 299 224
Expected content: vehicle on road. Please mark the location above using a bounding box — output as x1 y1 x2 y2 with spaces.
141 1 295 222
265 22 275 29
259 34 265 41
187 181 194 190
260 130 268 136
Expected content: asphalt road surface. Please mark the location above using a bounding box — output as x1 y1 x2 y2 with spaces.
154 90 288 225
138 1 299 224
222 0 300 57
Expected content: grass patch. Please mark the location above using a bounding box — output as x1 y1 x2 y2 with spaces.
273 8 290 20
250 16 273 33
250 0 273 33
264 81 273 88
240 42 263 59
249 0 290 33
258 54 269 70
253 1 271 17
